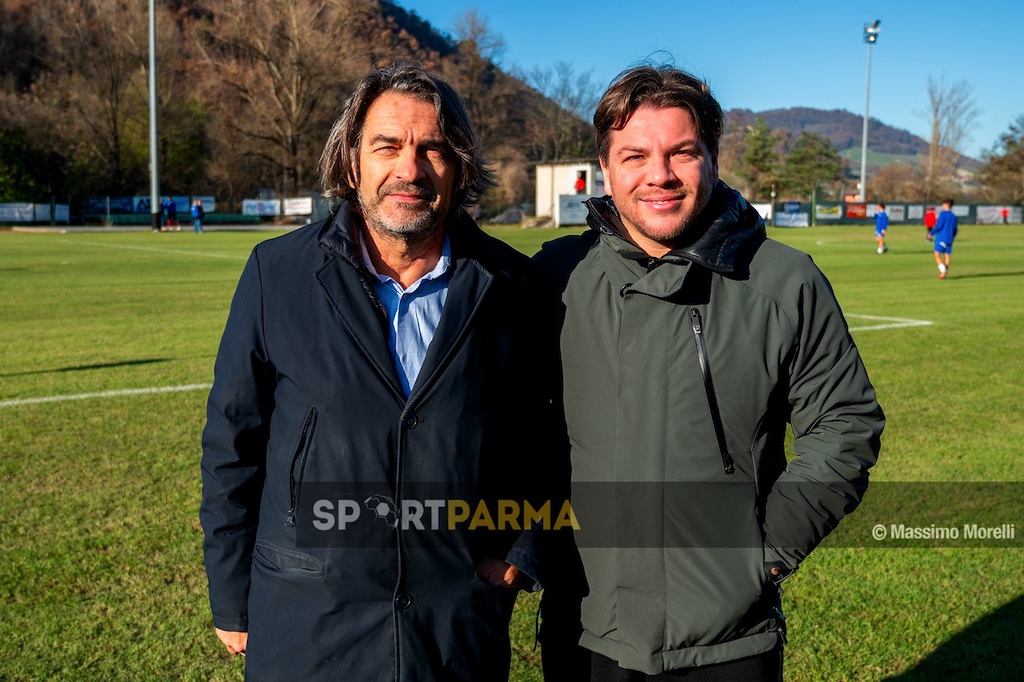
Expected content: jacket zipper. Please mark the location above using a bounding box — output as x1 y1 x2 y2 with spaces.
285 408 316 526
690 308 736 475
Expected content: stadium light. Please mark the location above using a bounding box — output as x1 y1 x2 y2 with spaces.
858 20 880 201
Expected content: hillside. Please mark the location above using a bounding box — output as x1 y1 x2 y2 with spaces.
727 106 931 157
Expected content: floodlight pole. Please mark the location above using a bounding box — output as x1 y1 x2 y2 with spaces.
148 0 161 231
858 20 880 202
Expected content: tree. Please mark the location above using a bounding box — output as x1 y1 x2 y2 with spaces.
4 0 202 199
0 128 43 200
525 61 598 162
978 114 1024 203
153 5 210 196
868 162 924 202
441 9 531 213
0 0 39 92
715 116 748 189
923 75 980 201
777 132 844 200
735 117 779 201
0 0 597 212
33 0 153 195
442 8 510 146
194 0 372 197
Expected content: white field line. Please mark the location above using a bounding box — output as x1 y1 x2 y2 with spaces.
814 239 867 248
59 238 247 260
0 383 212 408
846 313 934 332
0 314 931 407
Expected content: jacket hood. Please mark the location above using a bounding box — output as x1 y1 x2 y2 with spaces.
584 181 766 275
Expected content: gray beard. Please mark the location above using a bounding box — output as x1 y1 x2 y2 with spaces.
358 190 445 248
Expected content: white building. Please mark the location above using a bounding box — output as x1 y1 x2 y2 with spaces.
535 160 604 226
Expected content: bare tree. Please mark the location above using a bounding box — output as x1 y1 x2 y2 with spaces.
525 61 598 162
32 0 152 195
441 9 531 213
2 1 209 198
194 0 372 197
442 8 513 147
151 4 210 196
868 162 924 202
923 76 980 201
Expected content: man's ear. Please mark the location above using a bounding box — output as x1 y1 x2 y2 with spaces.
599 159 612 196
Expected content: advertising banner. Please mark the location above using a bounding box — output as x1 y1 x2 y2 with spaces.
976 206 1021 224
242 199 281 216
284 197 314 216
816 205 842 221
556 194 589 226
192 196 216 212
774 212 809 227
0 203 34 221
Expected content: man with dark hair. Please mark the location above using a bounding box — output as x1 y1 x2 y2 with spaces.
535 65 884 681
931 199 958 279
201 62 564 680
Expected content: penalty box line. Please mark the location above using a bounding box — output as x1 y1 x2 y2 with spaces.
59 239 248 260
1 314 931 407
846 313 934 332
0 383 212 408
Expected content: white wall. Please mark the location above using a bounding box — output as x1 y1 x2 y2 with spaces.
535 162 601 217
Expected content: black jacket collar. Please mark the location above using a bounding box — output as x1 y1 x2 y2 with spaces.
316 200 517 279
312 199 501 406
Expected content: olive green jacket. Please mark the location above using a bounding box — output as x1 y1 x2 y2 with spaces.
534 183 884 673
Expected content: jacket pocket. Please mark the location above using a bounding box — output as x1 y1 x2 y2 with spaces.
252 540 325 578
285 406 319 527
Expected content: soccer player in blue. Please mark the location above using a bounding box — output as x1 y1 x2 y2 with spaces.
875 203 889 254
930 199 958 279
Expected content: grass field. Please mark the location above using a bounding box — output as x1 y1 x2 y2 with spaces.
1 222 1022 680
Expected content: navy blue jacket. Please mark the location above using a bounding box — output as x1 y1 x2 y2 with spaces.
200 202 566 681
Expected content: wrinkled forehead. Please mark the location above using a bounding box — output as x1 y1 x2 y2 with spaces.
362 91 442 133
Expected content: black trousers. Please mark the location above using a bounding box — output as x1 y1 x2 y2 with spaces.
588 647 783 682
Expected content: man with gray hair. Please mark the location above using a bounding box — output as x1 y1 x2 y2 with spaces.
536 65 884 681
201 62 564 680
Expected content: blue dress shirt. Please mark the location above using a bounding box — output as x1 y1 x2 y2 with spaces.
360 231 451 397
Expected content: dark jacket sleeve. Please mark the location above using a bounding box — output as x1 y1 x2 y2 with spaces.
762 259 884 579
502 262 574 591
200 249 275 631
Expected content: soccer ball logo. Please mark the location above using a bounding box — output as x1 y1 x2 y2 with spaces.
364 494 399 528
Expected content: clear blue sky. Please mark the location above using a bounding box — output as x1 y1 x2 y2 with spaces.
400 0 1024 160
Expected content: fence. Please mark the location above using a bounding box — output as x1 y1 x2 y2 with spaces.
770 202 1022 227
0 202 70 225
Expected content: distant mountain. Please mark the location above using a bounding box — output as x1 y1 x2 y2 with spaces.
726 107 931 157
